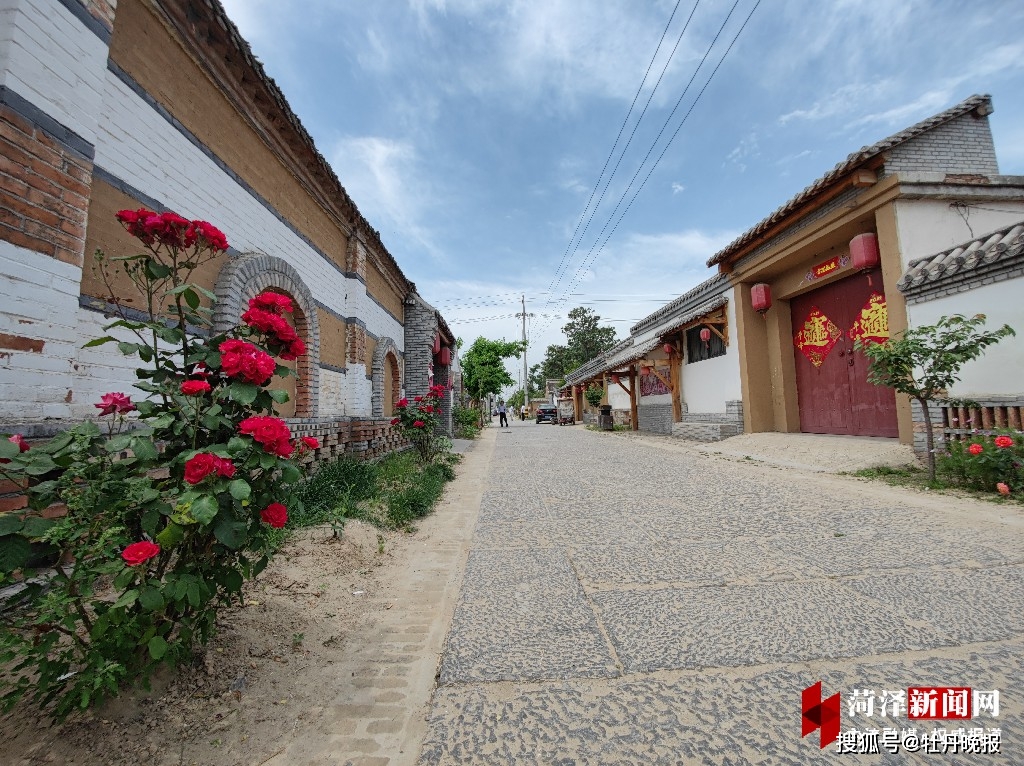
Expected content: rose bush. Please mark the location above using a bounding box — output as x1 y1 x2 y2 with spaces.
0 209 314 720
390 384 447 462
940 430 1023 496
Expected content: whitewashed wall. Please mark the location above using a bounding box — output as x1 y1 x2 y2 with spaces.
906 279 1024 397
894 199 1024 267
680 295 741 413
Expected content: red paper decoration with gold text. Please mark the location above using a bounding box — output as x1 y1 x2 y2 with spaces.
847 292 889 346
794 306 842 368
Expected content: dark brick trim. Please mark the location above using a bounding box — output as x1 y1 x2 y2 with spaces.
319 362 347 375
78 295 211 338
55 0 112 43
0 85 95 161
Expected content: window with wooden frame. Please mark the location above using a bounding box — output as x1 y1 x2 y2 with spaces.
683 305 728 364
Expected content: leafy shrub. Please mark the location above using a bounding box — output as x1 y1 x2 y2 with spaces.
584 386 603 407
389 385 447 461
939 431 1023 495
0 210 317 719
292 458 379 526
453 404 480 439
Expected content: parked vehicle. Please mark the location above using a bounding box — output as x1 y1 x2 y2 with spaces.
556 398 575 425
536 404 558 424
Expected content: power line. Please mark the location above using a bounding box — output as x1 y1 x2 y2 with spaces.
539 0 761 332
542 0 690 310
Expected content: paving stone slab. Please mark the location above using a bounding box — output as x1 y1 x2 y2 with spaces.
592 581 952 673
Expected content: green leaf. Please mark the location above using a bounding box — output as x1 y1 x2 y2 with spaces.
274 364 291 377
147 635 169 660
186 581 200 607
129 436 158 461
141 508 161 538
252 555 269 578
183 289 200 311
155 326 184 345
134 400 157 417
117 341 139 356
148 413 175 430
82 336 117 348
259 452 277 470
0 440 20 461
113 567 135 590
218 568 244 593
0 535 30 572
267 388 290 404
228 382 258 405
280 463 301 484
21 516 54 539
112 588 139 610
213 518 247 550
0 515 23 536
144 259 171 280
23 453 57 475
228 479 251 501
139 587 164 612
190 495 219 525
156 521 185 548
226 437 249 456
106 434 133 452
194 284 218 302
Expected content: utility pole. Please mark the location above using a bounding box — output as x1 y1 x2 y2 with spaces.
516 295 533 409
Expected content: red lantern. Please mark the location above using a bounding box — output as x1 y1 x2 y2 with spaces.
850 232 880 272
662 343 673 355
432 333 441 354
751 283 771 315
699 327 711 347
438 347 451 366
641 365 652 376
611 374 620 384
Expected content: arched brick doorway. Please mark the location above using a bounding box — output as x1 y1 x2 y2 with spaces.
213 254 320 417
372 337 402 418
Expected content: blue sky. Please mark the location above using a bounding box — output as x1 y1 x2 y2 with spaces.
220 0 1024 388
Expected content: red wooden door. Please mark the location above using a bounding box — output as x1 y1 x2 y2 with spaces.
791 269 898 437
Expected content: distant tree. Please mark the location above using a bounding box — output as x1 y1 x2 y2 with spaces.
461 337 525 425
507 389 526 411
527 363 543 399
563 307 617 368
857 314 1015 482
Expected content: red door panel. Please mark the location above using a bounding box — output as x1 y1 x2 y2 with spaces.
790 269 897 437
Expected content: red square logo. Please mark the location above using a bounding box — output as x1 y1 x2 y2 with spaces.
907 687 972 719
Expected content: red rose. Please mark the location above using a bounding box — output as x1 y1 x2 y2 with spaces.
116 207 157 243
122 540 160 566
301 436 319 449
95 392 136 416
190 220 229 252
8 434 29 452
180 379 212 396
413 420 425 428
968 443 984 455
997 482 1011 496
239 416 293 457
249 292 294 315
260 503 288 528
995 435 1014 449
390 418 400 425
396 398 408 408
218 339 276 385
215 456 236 478
414 396 423 403
279 338 305 361
184 453 215 484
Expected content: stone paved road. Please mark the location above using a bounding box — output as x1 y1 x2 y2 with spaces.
417 420 1024 765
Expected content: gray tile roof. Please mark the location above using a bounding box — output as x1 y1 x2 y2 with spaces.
897 220 1024 293
707 94 994 268
629 274 729 336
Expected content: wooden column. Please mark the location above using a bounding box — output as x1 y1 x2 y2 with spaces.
629 364 638 431
671 353 682 423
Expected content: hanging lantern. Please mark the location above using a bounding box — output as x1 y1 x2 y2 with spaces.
662 343 674 355
432 333 441 354
641 365 652 376
438 347 451 366
611 374 620 384
850 232 880 271
699 326 711 348
751 283 772 316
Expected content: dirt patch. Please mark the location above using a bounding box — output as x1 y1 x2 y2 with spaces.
1 519 410 766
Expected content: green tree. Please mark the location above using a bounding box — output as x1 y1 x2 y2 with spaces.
563 306 617 368
507 389 526 411
461 337 525 424
856 314 1015 482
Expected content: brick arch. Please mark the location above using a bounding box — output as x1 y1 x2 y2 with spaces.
371 337 401 418
213 253 320 417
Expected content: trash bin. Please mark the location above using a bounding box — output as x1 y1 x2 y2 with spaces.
598 404 614 431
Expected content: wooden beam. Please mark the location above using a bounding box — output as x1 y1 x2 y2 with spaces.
705 323 726 343
650 367 673 392
629 364 638 431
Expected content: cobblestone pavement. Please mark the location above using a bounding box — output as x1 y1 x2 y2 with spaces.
417 421 1024 765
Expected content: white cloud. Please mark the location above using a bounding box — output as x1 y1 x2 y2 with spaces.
329 136 446 262
671 182 686 194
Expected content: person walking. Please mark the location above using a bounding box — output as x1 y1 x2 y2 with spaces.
497 400 508 428
520 404 527 421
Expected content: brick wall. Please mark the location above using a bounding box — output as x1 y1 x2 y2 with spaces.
638 403 673 434
883 113 999 177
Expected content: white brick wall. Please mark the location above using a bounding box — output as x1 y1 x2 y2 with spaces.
0 0 108 144
339 364 372 416
0 241 144 422
318 368 346 416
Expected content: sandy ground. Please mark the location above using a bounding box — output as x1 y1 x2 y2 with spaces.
1 519 409 766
